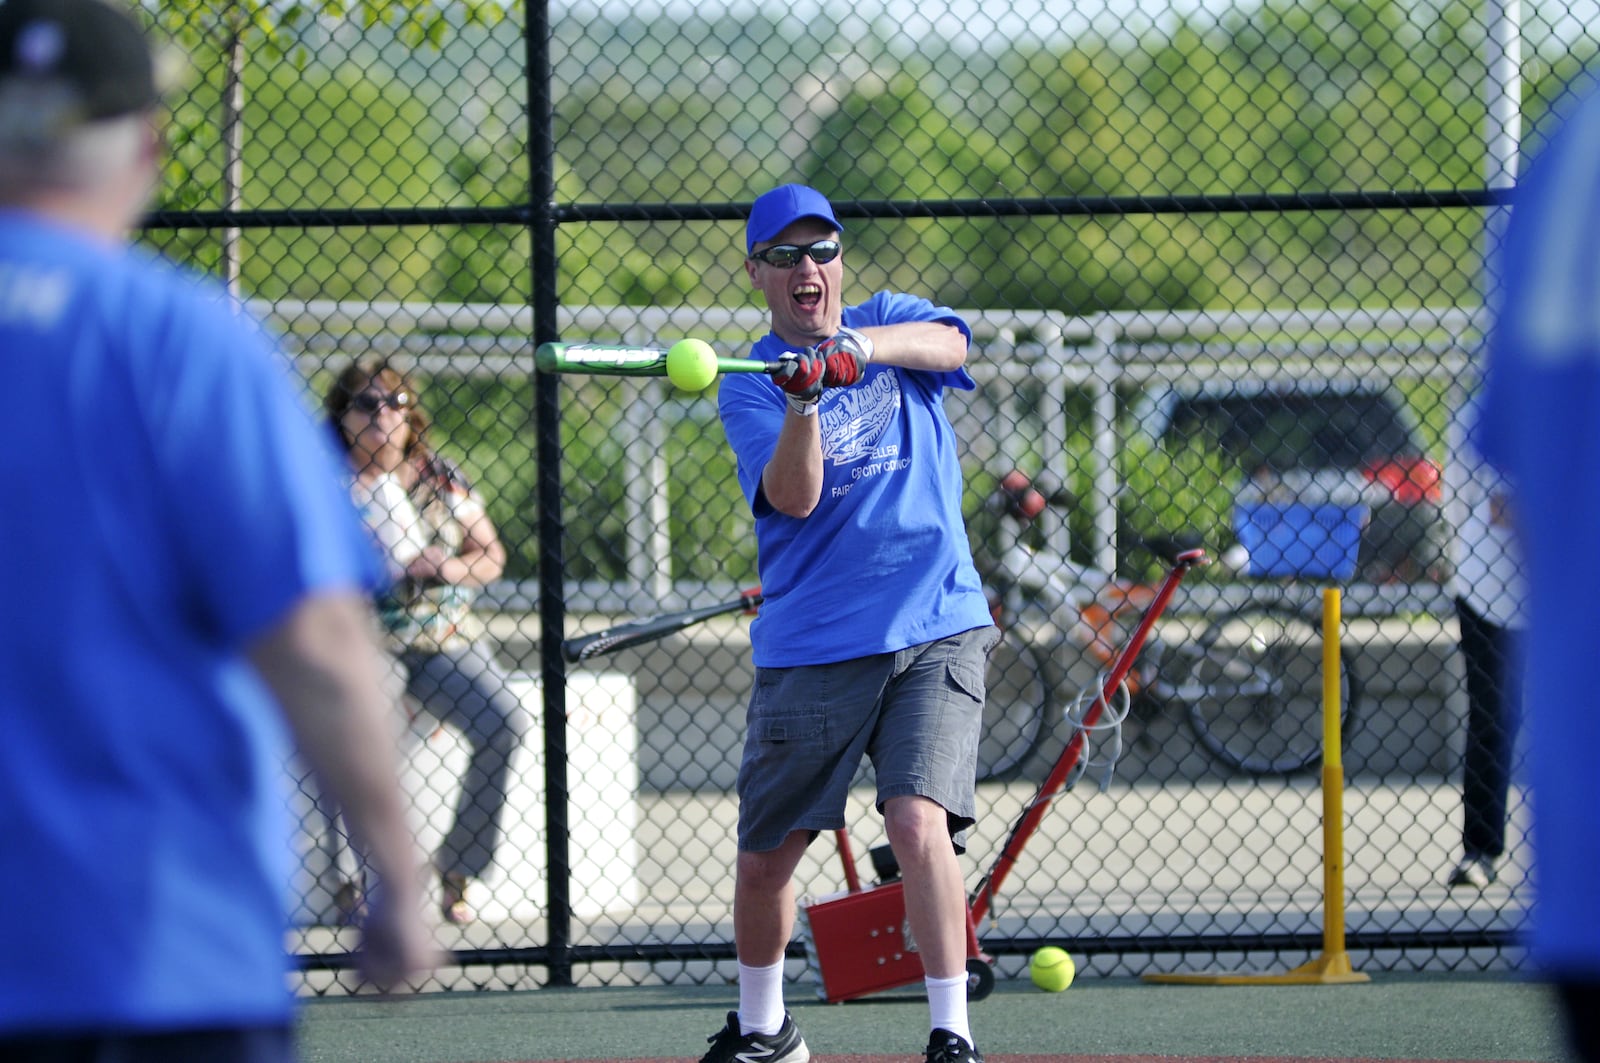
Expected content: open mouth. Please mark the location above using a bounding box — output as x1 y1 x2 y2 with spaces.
793 282 822 310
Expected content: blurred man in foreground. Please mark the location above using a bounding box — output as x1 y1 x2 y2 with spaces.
1480 78 1600 1063
0 2 433 1058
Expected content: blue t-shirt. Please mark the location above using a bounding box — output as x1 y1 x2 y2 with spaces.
718 291 993 667
1480 82 1600 978
0 211 381 1032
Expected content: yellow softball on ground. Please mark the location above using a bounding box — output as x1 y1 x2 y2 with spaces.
665 338 718 392
1029 946 1075 991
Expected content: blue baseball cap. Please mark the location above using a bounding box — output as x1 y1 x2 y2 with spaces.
746 184 843 253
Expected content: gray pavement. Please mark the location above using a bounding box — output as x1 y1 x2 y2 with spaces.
291 602 1522 999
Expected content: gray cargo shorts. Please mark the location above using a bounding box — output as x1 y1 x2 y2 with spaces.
735 625 1001 853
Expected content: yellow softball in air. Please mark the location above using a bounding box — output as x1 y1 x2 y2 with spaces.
665 338 718 392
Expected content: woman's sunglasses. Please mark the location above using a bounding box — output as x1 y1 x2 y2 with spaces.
747 239 842 269
350 390 412 414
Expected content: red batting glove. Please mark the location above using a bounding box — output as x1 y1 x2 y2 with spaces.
816 326 873 387
773 352 824 413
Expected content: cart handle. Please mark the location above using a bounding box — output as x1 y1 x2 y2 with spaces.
968 548 1207 925
834 829 863 893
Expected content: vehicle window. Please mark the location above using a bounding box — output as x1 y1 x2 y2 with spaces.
1164 391 1419 472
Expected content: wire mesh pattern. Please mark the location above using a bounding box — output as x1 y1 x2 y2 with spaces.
129 0 1565 995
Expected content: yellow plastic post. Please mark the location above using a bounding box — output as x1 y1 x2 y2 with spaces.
1143 587 1369 985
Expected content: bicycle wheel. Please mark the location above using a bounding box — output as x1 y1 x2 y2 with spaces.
1180 603 1362 776
977 626 1051 781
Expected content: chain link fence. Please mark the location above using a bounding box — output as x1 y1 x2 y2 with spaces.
133 0 1592 995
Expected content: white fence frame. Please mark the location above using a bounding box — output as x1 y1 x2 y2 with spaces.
260 299 1484 613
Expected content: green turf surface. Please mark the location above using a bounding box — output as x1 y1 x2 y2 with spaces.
297 972 1566 1063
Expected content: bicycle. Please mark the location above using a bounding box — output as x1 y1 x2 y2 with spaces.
974 471 1362 782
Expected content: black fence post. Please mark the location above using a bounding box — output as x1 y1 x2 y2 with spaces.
527 0 572 990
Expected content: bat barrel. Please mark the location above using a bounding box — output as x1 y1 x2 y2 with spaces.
535 342 665 376
561 589 764 662
535 342 779 378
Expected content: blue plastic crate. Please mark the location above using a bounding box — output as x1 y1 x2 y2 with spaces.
1233 501 1367 580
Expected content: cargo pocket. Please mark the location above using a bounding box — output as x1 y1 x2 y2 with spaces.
946 657 986 703
749 673 827 744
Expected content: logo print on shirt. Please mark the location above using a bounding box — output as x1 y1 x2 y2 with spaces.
821 371 899 465
0 265 71 329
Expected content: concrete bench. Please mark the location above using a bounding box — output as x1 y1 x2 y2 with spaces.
285 670 639 925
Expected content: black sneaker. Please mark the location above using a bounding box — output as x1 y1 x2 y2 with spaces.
700 1011 809 1063
926 1028 984 1063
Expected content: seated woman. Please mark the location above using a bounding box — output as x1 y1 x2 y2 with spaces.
325 357 529 925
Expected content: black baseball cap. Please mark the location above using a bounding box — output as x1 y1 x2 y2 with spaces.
0 0 159 123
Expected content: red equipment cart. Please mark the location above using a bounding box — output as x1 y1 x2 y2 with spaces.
798 548 1208 1003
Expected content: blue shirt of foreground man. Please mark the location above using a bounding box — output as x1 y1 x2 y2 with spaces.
1480 78 1600 1063
0 1 433 1059
711 184 998 1063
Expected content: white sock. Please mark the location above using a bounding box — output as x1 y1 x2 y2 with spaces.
738 959 787 1037
925 973 972 1047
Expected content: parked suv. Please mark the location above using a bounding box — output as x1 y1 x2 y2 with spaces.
1135 379 1450 583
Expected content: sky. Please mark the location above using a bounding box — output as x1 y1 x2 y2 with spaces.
560 0 1599 52
562 0 1237 46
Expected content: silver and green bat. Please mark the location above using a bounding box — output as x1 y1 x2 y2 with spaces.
534 342 784 379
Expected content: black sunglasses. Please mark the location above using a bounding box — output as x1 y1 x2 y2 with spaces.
350 390 411 414
748 239 842 268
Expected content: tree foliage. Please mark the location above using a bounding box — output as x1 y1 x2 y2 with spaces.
147 0 1596 313
140 0 1599 580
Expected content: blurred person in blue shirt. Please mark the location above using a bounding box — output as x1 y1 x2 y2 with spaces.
1481 77 1600 1063
0 2 434 1059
